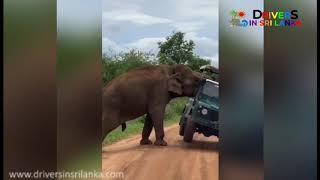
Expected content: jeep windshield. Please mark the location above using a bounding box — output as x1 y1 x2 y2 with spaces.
197 82 219 103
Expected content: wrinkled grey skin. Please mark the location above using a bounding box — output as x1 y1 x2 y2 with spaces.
102 64 202 146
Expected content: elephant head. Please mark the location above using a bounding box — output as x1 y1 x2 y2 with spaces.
168 64 202 97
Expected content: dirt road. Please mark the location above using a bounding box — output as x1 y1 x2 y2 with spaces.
102 124 219 180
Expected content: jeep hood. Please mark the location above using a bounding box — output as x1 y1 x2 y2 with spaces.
198 99 219 110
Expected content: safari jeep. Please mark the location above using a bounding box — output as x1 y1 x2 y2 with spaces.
179 79 219 142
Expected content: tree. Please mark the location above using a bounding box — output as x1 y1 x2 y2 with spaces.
102 50 154 85
187 56 211 71
157 32 195 65
157 31 210 71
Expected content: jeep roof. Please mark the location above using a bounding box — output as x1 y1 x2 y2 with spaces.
205 79 219 85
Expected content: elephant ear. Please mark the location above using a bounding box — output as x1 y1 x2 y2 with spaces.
168 73 182 95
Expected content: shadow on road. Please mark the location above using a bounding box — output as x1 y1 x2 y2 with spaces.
176 139 219 152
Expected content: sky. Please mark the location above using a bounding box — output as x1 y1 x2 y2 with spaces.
102 0 219 67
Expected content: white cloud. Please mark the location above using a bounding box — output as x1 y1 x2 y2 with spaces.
175 0 218 21
103 10 172 25
103 33 218 65
185 32 218 58
172 21 207 32
202 54 219 69
102 37 123 53
102 0 219 63
103 36 166 55
125 37 165 53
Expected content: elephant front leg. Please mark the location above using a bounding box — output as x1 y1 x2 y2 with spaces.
140 114 153 145
149 106 167 146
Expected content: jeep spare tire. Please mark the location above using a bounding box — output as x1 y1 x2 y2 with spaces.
183 117 195 142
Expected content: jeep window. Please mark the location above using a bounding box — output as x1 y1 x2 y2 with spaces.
202 83 218 98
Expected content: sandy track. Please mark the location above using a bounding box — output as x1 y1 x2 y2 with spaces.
102 124 219 180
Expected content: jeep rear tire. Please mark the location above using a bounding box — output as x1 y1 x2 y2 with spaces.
183 117 195 142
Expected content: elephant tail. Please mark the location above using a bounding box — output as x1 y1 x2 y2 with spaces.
121 123 126 132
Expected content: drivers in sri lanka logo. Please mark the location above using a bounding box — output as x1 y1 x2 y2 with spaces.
230 10 302 27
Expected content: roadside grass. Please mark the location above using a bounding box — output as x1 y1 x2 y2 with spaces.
103 98 188 145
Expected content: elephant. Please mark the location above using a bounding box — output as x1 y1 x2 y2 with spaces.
102 64 202 146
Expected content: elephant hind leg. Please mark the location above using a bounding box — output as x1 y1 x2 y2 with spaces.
140 114 154 145
148 105 167 146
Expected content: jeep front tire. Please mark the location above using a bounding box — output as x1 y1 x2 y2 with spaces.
179 123 185 136
183 117 195 142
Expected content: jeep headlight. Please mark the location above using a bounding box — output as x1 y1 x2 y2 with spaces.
201 108 208 115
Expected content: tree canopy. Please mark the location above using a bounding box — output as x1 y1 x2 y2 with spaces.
102 31 213 85
157 32 210 70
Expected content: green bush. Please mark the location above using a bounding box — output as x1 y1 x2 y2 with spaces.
102 50 156 85
164 98 188 121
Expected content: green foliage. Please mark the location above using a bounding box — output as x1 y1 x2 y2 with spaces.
102 32 212 85
187 56 211 71
203 71 219 81
157 53 175 65
102 50 156 85
103 119 145 145
158 32 195 65
164 98 188 120
157 31 210 71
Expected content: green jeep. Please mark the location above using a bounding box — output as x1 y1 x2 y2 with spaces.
179 79 219 142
